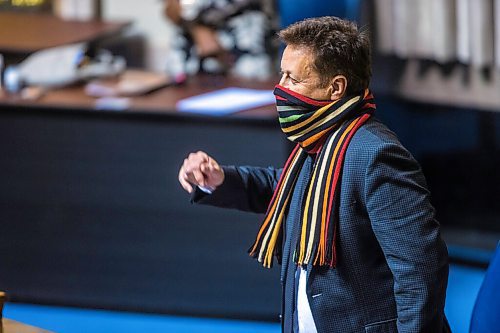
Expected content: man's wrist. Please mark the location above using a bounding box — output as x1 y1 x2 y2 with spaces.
197 185 215 194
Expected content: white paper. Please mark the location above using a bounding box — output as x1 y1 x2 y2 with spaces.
177 87 275 116
95 97 130 111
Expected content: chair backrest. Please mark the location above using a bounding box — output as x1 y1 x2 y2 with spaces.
469 244 500 333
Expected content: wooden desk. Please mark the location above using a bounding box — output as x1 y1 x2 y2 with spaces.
0 12 129 54
0 76 285 321
1 319 53 333
0 75 278 119
1 293 51 333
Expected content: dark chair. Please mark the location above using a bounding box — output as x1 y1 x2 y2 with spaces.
469 243 500 333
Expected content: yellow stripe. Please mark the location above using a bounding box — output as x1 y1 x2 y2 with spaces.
298 161 317 264
300 128 330 149
288 96 360 140
258 151 302 262
264 208 287 267
282 101 336 133
258 184 291 262
299 120 351 264
251 187 283 254
315 119 359 264
304 129 340 263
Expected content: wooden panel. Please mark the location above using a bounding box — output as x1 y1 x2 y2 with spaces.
0 107 286 320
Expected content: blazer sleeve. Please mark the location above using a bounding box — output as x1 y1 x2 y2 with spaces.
191 165 281 214
363 140 449 333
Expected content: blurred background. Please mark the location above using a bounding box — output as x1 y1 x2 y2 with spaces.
0 0 498 332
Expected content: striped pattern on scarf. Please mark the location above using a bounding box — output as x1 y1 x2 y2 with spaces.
249 86 375 268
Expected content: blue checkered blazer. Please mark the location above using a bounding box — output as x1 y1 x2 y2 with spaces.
194 118 450 332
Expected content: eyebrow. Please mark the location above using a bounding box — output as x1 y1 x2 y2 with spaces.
280 70 301 81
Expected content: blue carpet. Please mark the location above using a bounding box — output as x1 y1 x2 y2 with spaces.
3 264 485 333
2 304 280 333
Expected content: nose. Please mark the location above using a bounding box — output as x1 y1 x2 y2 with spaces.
279 73 287 87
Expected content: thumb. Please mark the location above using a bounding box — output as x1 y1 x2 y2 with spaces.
207 162 224 187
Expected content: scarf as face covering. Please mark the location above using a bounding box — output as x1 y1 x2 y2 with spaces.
249 85 376 268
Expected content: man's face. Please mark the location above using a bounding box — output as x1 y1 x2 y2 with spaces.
279 45 333 101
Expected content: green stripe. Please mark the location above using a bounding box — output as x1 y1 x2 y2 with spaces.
279 114 303 123
277 105 308 112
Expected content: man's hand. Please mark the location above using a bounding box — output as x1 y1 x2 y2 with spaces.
178 151 224 193
164 0 182 24
190 25 224 57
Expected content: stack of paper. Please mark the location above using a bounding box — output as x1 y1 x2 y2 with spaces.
177 87 275 116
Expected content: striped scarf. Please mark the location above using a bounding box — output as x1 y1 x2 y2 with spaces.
249 85 375 268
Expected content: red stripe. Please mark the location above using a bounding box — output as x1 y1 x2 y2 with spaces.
307 133 329 154
325 113 372 266
249 145 301 256
264 144 301 214
275 85 331 107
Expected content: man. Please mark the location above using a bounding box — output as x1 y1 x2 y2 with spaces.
178 17 450 333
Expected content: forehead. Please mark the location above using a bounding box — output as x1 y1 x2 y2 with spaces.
280 45 315 72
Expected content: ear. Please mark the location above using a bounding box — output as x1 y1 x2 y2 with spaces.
329 75 347 100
